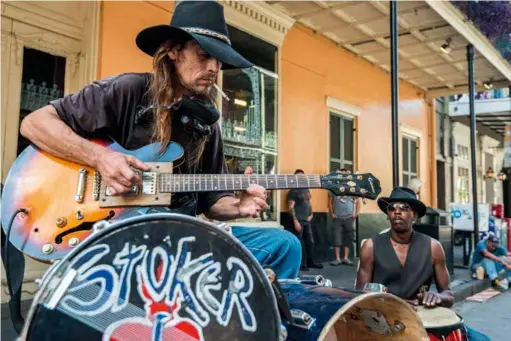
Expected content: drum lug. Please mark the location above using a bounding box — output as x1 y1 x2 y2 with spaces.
216 222 232 235
279 324 288 341
290 309 316 330
298 274 325 286
92 220 110 233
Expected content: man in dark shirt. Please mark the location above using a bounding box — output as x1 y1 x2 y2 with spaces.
287 169 323 271
19 1 301 279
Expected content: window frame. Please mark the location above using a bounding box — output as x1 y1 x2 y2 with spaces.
328 110 357 173
401 133 420 187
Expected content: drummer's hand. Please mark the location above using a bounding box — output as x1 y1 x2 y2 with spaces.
239 185 269 218
405 299 419 311
417 291 442 308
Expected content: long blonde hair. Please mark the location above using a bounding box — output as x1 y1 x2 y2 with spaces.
149 39 217 167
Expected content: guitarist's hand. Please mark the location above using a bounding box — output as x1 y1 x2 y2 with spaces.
238 185 269 218
95 150 150 195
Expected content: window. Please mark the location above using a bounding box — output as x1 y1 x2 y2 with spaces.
457 167 470 203
457 144 469 160
402 136 418 187
220 25 278 222
329 113 355 172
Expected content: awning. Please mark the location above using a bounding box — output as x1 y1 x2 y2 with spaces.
267 1 510 98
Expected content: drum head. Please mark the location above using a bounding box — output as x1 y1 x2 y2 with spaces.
416 306 463 334
317 290 430 341
22 213 280 341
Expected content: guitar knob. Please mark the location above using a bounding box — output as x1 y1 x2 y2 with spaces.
42 244 54 254
56 217 67 228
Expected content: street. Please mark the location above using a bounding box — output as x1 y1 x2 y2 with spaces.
454 290 511 341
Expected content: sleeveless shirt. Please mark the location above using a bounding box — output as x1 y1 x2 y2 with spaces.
371 231 434 300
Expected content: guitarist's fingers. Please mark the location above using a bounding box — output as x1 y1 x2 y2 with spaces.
252 197 269 210
245 185 267 200
107 182 131 195
126 156 150 171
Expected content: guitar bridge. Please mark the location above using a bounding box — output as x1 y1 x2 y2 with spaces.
98 163 171 208
142 172 157 195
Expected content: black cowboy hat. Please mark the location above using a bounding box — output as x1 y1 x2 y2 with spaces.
377 186 427 218
136 1 253 70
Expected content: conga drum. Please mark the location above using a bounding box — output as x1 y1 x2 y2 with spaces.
278 280 430 341
18 213 282 341
416 306 467 341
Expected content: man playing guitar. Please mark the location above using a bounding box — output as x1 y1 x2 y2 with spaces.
17 1 302 279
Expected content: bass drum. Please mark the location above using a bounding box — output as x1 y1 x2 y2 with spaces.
279 281 430 341
19 213 281 341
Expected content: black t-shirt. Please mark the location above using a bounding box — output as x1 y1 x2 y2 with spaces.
50 72 234 215
287 189 311 221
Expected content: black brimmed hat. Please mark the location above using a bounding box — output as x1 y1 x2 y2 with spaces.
377 186 427 218
136 1 253 70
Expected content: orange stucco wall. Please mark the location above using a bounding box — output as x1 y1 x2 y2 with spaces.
98 2 435 216
280 25 434 214
98 1 175 79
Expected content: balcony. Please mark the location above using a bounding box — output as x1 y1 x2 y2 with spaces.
447 88 511 138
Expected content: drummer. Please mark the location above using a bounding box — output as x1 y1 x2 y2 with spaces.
355 186 454 308
356 187 492 340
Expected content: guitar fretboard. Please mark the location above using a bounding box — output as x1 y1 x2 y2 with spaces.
157 174 322 193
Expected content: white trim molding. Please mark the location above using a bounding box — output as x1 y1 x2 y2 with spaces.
426 0 511 82
326 96 362 117
221 0 295 47
400 124 423 139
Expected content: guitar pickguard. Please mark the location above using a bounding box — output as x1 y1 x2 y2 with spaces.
99 162 173 207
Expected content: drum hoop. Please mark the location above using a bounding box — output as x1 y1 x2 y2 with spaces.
317 292 429 341
20 212 281 339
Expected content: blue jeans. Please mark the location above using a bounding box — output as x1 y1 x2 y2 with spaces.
231 226 302 279
465 325 491 341
472 257 511 281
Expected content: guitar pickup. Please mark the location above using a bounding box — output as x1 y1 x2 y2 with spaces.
105 185 139 196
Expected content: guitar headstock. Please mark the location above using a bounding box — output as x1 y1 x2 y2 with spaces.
320 171 381 200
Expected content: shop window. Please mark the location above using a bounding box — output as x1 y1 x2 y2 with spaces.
402 136 418 187
18 48 66 155
329 113 355 172
457 167 470 203
220 25 278 222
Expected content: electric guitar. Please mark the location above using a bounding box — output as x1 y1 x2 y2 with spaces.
1 139 381 262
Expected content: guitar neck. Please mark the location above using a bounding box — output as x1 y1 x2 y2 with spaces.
157 174 322 193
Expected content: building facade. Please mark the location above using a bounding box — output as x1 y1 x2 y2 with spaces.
1 1 510 301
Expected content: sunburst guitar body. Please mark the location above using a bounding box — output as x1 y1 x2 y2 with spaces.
1 140 181 263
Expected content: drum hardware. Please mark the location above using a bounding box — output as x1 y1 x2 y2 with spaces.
279 324 288 341
392 320 406 333
92 219 110 233
44 269 77 310
216 222 232 235
290 309 316 330
266 267 294 325
362 282 387 293
361 309 393 335
297 274 325 286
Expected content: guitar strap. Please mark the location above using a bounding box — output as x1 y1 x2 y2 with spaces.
0 183 26 334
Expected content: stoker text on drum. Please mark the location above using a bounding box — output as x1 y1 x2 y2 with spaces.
56 236 257 336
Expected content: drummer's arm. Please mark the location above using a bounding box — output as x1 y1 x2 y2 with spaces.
355 238 374 289
431 240 454 308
